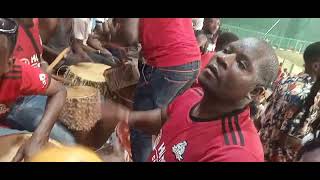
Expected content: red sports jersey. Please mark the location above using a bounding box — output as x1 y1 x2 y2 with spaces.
148 88 264 162
0 60 50 121
139 18 201 67
200 52 214 70
12 18 43 68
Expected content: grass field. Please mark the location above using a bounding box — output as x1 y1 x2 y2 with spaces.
275 49 304 75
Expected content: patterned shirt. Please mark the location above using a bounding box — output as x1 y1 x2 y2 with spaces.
258 73 320 162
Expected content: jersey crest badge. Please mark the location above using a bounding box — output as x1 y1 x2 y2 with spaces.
172 141 187 161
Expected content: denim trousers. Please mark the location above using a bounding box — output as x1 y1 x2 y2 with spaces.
3 95 76 145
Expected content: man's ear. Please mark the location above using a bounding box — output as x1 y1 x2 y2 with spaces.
312 62 320 73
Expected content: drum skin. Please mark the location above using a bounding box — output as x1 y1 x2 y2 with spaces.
0 133 62 162
28 146 103 162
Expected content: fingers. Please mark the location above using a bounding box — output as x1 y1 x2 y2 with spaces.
12 145 25 162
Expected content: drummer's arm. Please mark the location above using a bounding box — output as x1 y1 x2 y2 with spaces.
112 18 139 47
102 101 168 135
129 108 168 135
33 79 67 140
71 38 93 61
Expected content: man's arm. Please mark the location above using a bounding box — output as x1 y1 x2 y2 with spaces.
71 38 93 61
13 65 67 161
112 18 139 47
33 79 67 139
102 101 168 135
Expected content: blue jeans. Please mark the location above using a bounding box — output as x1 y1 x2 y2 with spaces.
130 61 200 162
5 95 76 145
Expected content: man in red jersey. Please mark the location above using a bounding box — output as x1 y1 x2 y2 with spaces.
113 18 201 162
6 18 75 144
102 38 279 162
0 18 69 161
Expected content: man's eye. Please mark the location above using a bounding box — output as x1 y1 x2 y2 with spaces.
223 48 231 54
238 60 247 70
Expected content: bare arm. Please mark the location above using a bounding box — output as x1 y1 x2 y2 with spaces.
34 79 67 138
71 38 93 61
129 108 168 135
102 101 168 135
87 35 112 56
12 79 67 162
112 18 139 47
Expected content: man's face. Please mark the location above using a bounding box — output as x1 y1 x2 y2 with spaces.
0 35 11 76
196 34 207 48
204 18 220 35
199 39 265 103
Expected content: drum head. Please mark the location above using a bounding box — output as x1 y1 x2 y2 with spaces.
66 86 99 98
69 63 111 82
0 133 62 162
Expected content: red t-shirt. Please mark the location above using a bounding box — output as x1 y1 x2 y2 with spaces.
139 18 201 67
0 61 50 126
148 88 264 162
200 52 214 70
12 18 43 68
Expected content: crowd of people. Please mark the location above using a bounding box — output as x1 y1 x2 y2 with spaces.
0 18 320 162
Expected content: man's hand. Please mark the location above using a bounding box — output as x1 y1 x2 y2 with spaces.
101 100 130 129
12 135 48 162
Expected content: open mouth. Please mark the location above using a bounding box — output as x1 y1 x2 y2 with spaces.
207 63 219 80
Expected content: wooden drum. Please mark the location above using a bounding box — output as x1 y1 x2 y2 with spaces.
64 63 111 95
0 133 62 162
59 86 102 132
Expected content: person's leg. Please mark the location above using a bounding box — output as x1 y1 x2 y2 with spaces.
130 63 156 162
6 95 76 145
0 128 29 137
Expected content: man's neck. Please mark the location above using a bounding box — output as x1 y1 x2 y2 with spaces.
191 93 248 120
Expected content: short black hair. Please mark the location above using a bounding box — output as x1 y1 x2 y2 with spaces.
303 42 320 65
256 40 279 89
297 138 320 161
215 32 239 52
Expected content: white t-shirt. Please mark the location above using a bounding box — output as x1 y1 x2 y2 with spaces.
192 18 204 31
73 18 94 45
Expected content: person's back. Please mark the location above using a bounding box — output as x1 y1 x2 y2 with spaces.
139 18 200 67
148 88 264 162
47 18 73 52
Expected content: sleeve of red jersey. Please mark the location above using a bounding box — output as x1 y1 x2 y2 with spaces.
20 63 51 96
202 146 263 162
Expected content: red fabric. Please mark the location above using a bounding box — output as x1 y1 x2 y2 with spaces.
0 61 50 120
139 18 201 67
12 18 43 68
148 88 264 162
200 52 214 70
192 52 215 87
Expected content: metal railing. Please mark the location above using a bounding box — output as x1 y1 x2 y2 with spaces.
221 24 313 54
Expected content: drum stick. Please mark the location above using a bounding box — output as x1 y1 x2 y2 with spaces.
47 47 71 74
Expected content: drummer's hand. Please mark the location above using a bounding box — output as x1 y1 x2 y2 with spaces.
12 135 48 162
101 100 130 128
